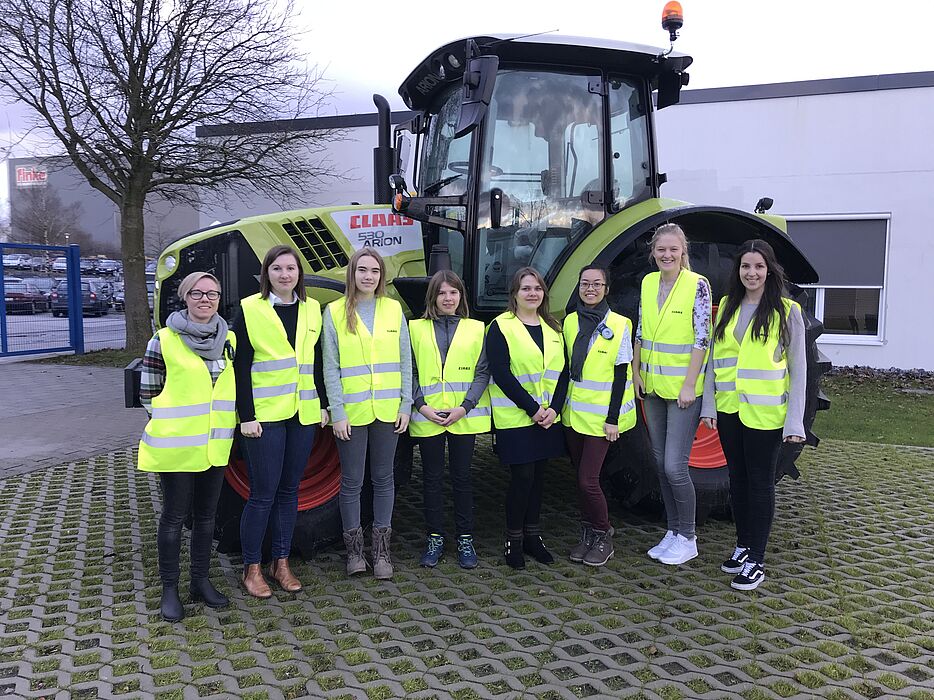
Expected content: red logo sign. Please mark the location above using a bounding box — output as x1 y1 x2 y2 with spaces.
15 166 48 187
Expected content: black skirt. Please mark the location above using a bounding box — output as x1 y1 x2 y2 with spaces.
494 423 567 466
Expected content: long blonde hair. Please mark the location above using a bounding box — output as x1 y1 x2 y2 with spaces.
343 247 387 334
648 222 692 271
506 267 561 332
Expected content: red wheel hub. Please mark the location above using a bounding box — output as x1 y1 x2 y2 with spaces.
225 427 342 510
689 421 727 468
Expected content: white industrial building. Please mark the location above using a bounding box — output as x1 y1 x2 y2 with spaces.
199 72 934 371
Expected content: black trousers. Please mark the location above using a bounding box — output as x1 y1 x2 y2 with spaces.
717 412 783 564
418 432 476 537
505 460 547 535
157 467 227 585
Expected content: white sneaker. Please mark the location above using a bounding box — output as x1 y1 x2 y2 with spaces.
658 534 698 565
647 530 677 560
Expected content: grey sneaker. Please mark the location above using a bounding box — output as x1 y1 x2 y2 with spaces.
569 523 595 563
343 527 367 576
372 526 394 580
584 528 615 567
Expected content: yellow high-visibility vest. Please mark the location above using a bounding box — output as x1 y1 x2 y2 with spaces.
138 327 237 472
639 270 709 399
488 313 565 430
409 318 491 437
562 311 636 436
328 297 404 426
713 296 798 430
241 294 321 425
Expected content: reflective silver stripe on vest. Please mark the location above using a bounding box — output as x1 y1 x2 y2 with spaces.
420 381 474 396
299 364 315 375
567 400 607 415
571 378 613 392
150 403 210 419
713 357 739 369
210 428 236 440
543 369 562 381
642 339 694 354
513 372 542 385
252 383 298 399
737 368 787 381
716 381 737 392
211 400 237 412
299 389 319 401
739 392 788 406
342 388 403 403
619 398 636 415
641 362 689 377
141 432 209 448
252 357 297 372
491 395 545 409
340 362 402 378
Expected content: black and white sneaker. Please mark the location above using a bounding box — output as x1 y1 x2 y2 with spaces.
721 546 750 574
731 561 765 591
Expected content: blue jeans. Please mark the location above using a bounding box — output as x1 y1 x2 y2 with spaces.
642 393 701 539
240 414 316 563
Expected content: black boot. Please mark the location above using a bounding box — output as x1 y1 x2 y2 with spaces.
160 585 184 622
190 578 229 609
504 538 526 570
523 534 555 565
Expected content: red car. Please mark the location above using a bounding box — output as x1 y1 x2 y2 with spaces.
4 280 50 314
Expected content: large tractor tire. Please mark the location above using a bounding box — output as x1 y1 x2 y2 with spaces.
602 234 831 524
214 428 344 561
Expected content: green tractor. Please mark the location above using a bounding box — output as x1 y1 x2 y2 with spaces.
139 12 829 557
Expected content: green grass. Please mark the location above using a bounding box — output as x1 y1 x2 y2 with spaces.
29 349 140 367
813 371 934 446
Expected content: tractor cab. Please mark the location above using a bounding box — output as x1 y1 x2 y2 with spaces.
387 33 691 318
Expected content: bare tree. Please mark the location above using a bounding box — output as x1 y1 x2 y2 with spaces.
10 186 89 247
0 0 342 352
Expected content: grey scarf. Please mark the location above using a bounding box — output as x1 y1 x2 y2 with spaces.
166 310 229 360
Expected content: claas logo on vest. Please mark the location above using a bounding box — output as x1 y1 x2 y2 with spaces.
349 213 415 249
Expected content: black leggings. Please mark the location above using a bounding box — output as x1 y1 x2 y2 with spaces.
419 432 476 536
157 467 226 585
717 411 783 564
505 460 546 536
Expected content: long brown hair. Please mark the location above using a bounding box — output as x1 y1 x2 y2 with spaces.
422 270 470 320
259 245 306 301
714 239 790 345
343 247 387 334
648 223 692 271
506 266 561 331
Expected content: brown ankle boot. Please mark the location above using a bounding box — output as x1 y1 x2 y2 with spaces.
267 557 302 592
241 564 272 599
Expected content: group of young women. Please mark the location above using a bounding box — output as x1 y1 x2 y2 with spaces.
138 224 805 622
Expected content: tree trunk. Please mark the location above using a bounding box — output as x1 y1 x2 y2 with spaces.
121 188 151 355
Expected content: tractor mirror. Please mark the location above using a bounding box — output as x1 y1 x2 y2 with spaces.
490 188 504 229
454 40 499 138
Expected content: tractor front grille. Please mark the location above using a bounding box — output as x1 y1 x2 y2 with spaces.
282 216 349 272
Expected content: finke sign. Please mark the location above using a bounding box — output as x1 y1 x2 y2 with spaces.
15 166 48 188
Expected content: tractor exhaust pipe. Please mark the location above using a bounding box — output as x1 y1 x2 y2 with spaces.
373 94 394 205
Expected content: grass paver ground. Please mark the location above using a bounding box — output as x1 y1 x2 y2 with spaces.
1 438 933 699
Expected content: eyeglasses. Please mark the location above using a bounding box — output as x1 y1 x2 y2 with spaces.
579 282 606 290
188 290 221 300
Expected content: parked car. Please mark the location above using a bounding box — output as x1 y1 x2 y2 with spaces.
95 259 122 275
79 258 96 274
23 277 58 302
113 282 125 311
27 256 50 271
3 253 31 269
51 280 112 317
4 280 50 314
52 257 68 273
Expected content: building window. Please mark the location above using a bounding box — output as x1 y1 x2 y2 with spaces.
787 216 888 344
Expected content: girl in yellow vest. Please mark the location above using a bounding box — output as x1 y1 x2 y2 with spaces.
700 240 806 591
138 271 236 622
633 223 712 566
563 265 636 567
322 247 412 580
232 245 329 598
487 267 568 570
410 270 490 569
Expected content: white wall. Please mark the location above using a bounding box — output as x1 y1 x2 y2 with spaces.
655 86 934 370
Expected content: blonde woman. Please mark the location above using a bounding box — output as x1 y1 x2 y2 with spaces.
322 247 412 579
633 223 711 566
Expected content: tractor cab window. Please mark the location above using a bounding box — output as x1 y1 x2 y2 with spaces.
420 85 473 276
474 70 604 308
609 77 651 209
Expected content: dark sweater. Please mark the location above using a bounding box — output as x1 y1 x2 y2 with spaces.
230 302 328 423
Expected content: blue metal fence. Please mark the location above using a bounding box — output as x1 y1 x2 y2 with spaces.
0 243 84 357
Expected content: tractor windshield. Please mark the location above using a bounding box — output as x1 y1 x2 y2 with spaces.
474 70 649 308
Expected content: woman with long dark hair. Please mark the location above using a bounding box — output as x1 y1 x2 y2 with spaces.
486 267 568 569
232 245 329 598
410 270 490 569
700 239 806 590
